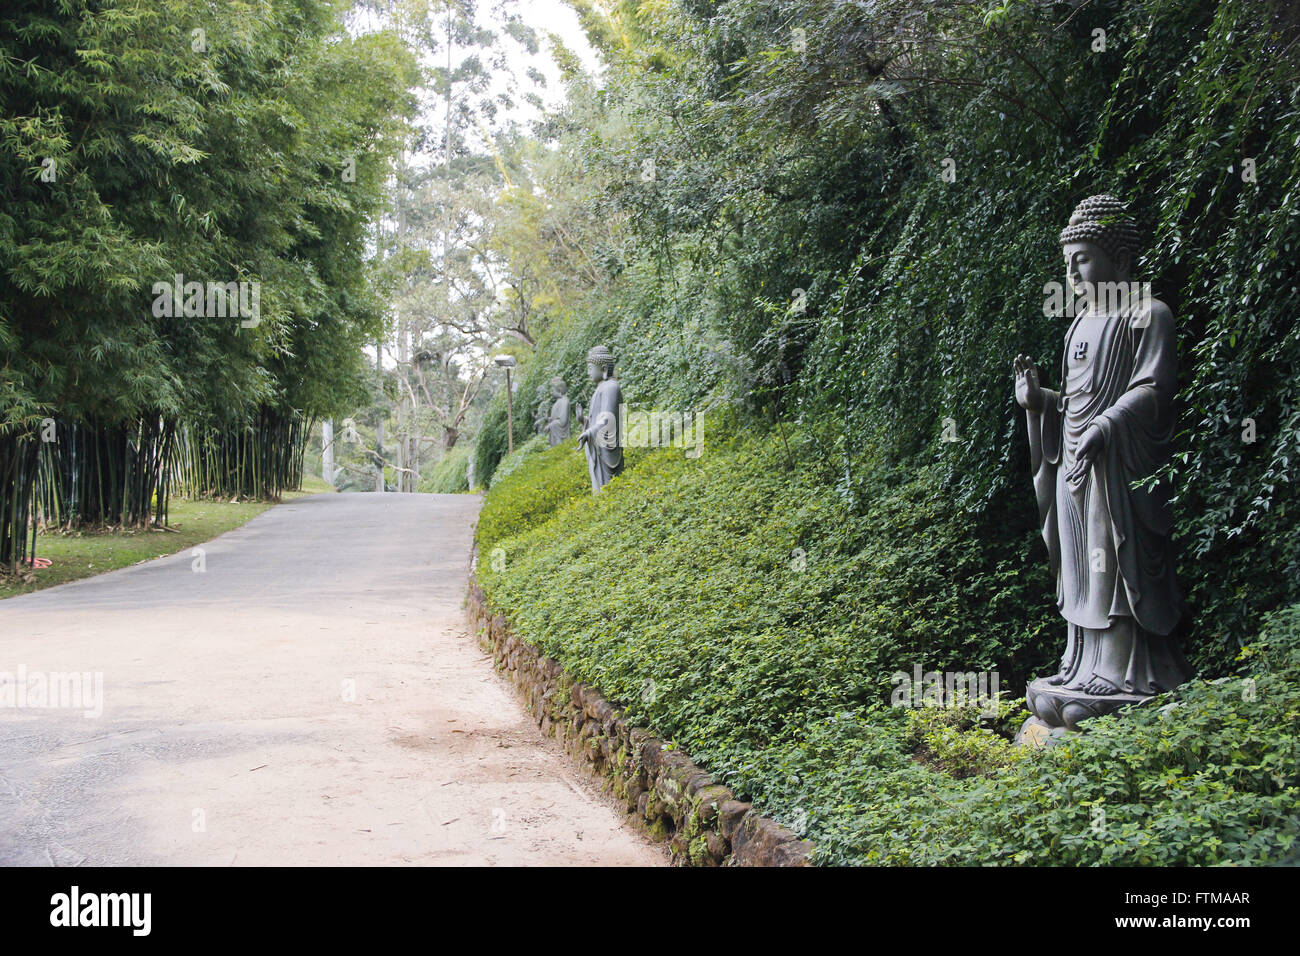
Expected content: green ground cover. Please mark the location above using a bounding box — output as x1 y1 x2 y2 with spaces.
477 431 1300 865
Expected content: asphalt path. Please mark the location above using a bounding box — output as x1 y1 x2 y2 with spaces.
0 493 661 866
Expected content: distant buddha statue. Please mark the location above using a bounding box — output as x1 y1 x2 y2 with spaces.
1014 194 1192 732
545 377 570 446
577 346 623 492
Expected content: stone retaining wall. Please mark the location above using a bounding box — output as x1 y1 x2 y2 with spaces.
468 577 813 867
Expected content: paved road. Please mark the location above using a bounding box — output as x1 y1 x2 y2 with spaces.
0 493 662 866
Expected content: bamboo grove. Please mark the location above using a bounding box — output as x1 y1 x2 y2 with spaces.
0 0 417 569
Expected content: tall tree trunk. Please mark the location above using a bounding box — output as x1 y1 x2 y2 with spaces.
322 420 334 487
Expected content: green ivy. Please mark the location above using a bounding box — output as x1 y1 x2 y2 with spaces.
477 430 1298 865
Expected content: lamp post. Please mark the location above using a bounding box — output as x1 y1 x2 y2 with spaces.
493 354 517 454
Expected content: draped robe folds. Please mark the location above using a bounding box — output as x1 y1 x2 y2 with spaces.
1025 301 1190 697
547 395 570 446
583 378 623 492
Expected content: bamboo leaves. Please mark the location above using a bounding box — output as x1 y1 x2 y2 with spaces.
1 0 415 567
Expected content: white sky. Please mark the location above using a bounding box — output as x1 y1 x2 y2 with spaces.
513 0 604 108
351 0 603 147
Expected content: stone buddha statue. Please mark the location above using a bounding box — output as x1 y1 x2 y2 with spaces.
577 346 624 492
545 377 570 446
1014 194 1192 732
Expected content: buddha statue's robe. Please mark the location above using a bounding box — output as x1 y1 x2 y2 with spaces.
1025 300 1191 698
547 394 570 446
583 377 623 492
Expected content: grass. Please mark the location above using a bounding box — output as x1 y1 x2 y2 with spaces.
0 473 336 600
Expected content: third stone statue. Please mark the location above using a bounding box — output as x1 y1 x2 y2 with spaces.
577 346 623 492
1014 194 1192 733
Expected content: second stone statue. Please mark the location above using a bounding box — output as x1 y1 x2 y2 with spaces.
577 346 623 492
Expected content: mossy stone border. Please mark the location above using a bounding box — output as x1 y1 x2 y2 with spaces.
468 575 813 867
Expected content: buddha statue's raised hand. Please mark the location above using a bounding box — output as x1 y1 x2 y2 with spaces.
1013 353 1043 412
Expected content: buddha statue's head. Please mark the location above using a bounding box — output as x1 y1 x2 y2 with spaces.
586 346 615 383
550 376 567 398
1060 194 1139 295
